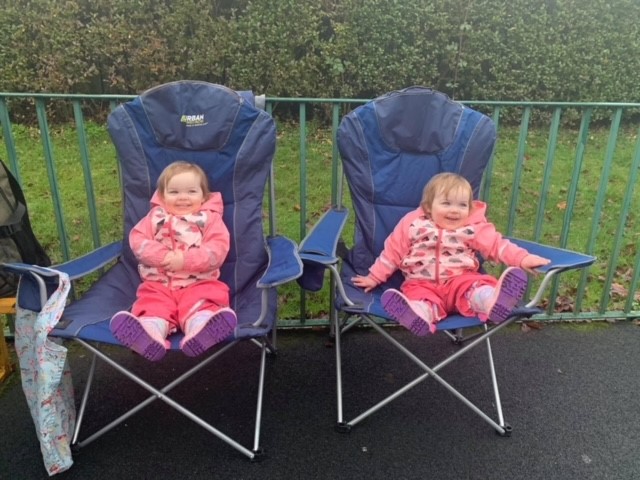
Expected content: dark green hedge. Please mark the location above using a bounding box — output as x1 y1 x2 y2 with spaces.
1 0 639 103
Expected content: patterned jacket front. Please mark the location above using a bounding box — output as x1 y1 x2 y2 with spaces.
129 191 230 289
368 201 529 285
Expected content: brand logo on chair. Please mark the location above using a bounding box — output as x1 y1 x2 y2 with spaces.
180 114 207 127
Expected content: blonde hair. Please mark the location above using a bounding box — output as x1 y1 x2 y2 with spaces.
420 172 473 214
157 161 210 198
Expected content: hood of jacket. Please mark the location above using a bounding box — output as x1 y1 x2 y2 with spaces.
465 200 489 226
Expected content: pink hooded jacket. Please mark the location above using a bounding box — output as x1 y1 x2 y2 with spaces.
130 191 230 289
368 200 529 285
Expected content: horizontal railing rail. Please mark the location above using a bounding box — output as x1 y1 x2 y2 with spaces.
1 91 639 326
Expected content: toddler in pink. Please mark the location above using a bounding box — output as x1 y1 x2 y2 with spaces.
110 161 237 361
352 172 550 335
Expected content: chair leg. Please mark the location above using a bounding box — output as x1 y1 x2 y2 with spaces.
341 315 515 436
71 338 262 460
71 350 97 447
334 310 345 430
484 329 512 436
251 338 267 455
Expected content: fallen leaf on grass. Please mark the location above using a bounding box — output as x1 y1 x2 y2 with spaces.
610 283 628 298
523 320 543 330
554 295 575 312
520 321 543 332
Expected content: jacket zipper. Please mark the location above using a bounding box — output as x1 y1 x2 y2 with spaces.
435 227 442 283
168 215 176 289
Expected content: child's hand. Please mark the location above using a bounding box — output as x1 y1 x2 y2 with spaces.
520 254 550 274
162 250 185 272
352 274 378 293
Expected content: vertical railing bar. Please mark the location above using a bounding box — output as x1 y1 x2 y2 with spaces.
266 102 275 237
533 107 562 242
599 122 640 312
479 106 501 203
299 103 308 241
331 104 341 208
559 108 591 248
624 236 640 313
268 163 276 237
72 100 101 249
0 98 21 181
299 103 307 323
549 107 592 307
506 106 530 234
330 103 341 333
107 101 124 195
35 98 70 262
577 107 621 311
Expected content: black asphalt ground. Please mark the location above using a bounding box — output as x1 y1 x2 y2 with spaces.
1 321 639 480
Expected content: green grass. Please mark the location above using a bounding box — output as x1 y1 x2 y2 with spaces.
2 120 639 322
8 123 122 261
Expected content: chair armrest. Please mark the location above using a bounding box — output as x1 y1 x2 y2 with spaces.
0 263 60 312
51 241 123 279
0 241 123 311
506 237 596 274
507 237 596 308
256 235 303 288
0 241 122 280
298 207 349 265
296 208 349 292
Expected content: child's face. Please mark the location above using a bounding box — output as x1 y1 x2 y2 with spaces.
162 171 205 215
428 187 471 230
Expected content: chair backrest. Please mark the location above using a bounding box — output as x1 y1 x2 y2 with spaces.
62 81 276 334
338 87 496 285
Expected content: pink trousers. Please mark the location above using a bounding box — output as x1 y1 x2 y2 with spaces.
131 279 230 332
401 272 497 321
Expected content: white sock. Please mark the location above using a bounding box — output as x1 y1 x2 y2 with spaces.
469 286 495 314
184 310 214 336
410 300 434 324
140 316 170 339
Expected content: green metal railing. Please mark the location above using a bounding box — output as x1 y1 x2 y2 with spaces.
1 92 640 326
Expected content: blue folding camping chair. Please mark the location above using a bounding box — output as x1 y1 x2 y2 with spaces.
3 81 302 462
297 87 595 435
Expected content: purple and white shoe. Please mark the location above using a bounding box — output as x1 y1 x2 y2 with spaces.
486 267 529 324
381 289 436 336
110 311 170 362
180 308 237 357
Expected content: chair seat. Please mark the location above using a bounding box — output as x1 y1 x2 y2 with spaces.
50 318 270 349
